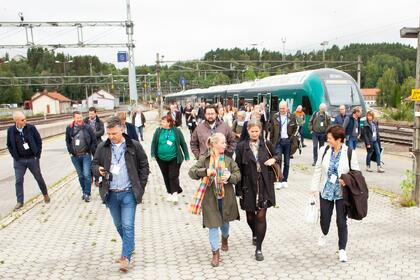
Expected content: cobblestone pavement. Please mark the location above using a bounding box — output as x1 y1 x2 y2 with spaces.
0 121 419 280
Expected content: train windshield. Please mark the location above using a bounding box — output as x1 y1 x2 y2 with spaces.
325 80 361 106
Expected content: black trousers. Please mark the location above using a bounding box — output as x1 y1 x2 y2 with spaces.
14 157 48 203
156 157 182 194
319 196 348 250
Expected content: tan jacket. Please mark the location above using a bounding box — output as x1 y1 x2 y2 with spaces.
190 120 237 159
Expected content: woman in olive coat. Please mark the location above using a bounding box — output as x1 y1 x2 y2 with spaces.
235 119 281 261
188 132 241 267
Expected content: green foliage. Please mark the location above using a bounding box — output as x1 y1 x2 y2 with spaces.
377 68 400 107
400 76 416 99
399 170 416 207
382 103 414 122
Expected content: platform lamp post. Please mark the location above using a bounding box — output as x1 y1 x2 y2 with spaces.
400 17 420 205
55 59 73 76
320 41 328 68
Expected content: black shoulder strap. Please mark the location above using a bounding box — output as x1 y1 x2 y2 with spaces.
321 145 330 163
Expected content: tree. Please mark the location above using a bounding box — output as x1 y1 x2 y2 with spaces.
377 67 400 108
401 76 416 99
244 67 256 81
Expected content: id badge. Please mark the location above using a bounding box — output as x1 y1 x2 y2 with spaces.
355 128 359 134
111 165 121 175
23 143 30 150
329 174 338 184
75 139 80 146
320 122 324 127
167 140 173 146
373 132 377 138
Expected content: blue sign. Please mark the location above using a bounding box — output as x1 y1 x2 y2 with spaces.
180 77 187 86
117 51 128 62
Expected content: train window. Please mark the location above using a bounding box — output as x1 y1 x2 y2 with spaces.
253 97 258 105
239 97 245 108
302 96 313 115
271 96 279 112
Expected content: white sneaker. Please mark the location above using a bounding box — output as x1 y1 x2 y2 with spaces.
282 182 289 188
339 249 348 262
318 234 327 247
166 194 173 202
275 182 282 190
172 193 178 204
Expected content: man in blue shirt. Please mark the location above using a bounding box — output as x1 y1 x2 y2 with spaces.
92 116 149 272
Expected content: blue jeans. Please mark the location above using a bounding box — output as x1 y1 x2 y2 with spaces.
107 190 137 261
366 141 381 167
275 138 291 182
298 126 305 146
209 199 229 251
70 154 92 195
312 132 326 164
346 136 358 150
14 157 48 203
137 126 144 141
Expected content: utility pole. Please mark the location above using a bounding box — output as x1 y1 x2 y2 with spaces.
156 53 163 118
321 41 328 68
357 55 362 88
281 37 286 62
126 0 138 105
400 14 420 204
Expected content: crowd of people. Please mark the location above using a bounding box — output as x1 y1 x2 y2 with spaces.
5 99 385 272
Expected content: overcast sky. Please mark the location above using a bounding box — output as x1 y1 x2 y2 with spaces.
1 0 420 66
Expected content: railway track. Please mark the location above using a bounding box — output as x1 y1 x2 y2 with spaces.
379 123 413 146
0 110 115 130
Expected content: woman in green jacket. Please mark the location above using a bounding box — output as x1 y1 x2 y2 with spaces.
188 132 241 267
151 114 189 203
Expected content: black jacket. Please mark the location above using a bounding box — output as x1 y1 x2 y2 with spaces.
65 122 97 156
362 121 381 147
131 112 146 128
7 124 42 160
84 116 104 143
235 140 280 211
125 122 139 142
92 134 150 204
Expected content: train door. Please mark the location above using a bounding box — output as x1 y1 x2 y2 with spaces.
265 93 272 114
233 94 239 108
257 93 263 104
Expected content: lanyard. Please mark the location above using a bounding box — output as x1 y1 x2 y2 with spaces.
19 130 26 143
279 115 288 130
112 143 125 165
164 129 172 140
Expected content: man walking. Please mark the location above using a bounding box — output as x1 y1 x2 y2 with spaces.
84 107 104 144
309 103 331 166
131 107 146 141
115 111 139 142
334 105 347 126
92 116 149 272
190 104 236 159
7 111 50 210
66 111 97 202
269 101 298 189
343 106 362 150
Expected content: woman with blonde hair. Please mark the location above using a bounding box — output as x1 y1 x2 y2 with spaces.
188 133 241 267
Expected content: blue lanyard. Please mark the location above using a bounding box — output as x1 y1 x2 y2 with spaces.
279 115 288 129
164 129 172 140
18 130 25 143
112 143 125 165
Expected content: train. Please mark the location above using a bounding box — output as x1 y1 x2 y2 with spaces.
164 68 367 137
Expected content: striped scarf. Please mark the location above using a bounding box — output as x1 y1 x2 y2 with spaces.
190 154 226 215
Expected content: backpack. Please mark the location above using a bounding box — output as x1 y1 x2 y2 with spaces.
321 145 368 220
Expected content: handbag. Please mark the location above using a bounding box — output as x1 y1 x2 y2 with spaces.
305 197 318 224
263 141 283 182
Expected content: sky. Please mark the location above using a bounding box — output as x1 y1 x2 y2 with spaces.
0 0 419 67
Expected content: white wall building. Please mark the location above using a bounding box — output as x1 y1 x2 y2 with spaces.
86 90 118 110
32 91 71 115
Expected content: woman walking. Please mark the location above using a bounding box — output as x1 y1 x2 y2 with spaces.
235 119 280 261
310 125 360 262
151 114 190 203
187 109 198 135
188 133 240 267
362 111 384 173
294 105 306 147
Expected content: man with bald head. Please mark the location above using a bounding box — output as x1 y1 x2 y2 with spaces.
334 105 347 126
7 111 50 210
269 101 298 189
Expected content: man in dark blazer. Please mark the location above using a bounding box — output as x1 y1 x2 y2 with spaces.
7 111 50 210
115 111 139 142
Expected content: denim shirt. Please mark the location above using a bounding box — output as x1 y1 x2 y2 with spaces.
109 140 132 190
321 148 343 201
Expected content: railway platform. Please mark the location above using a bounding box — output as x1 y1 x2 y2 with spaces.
0 112 419 279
